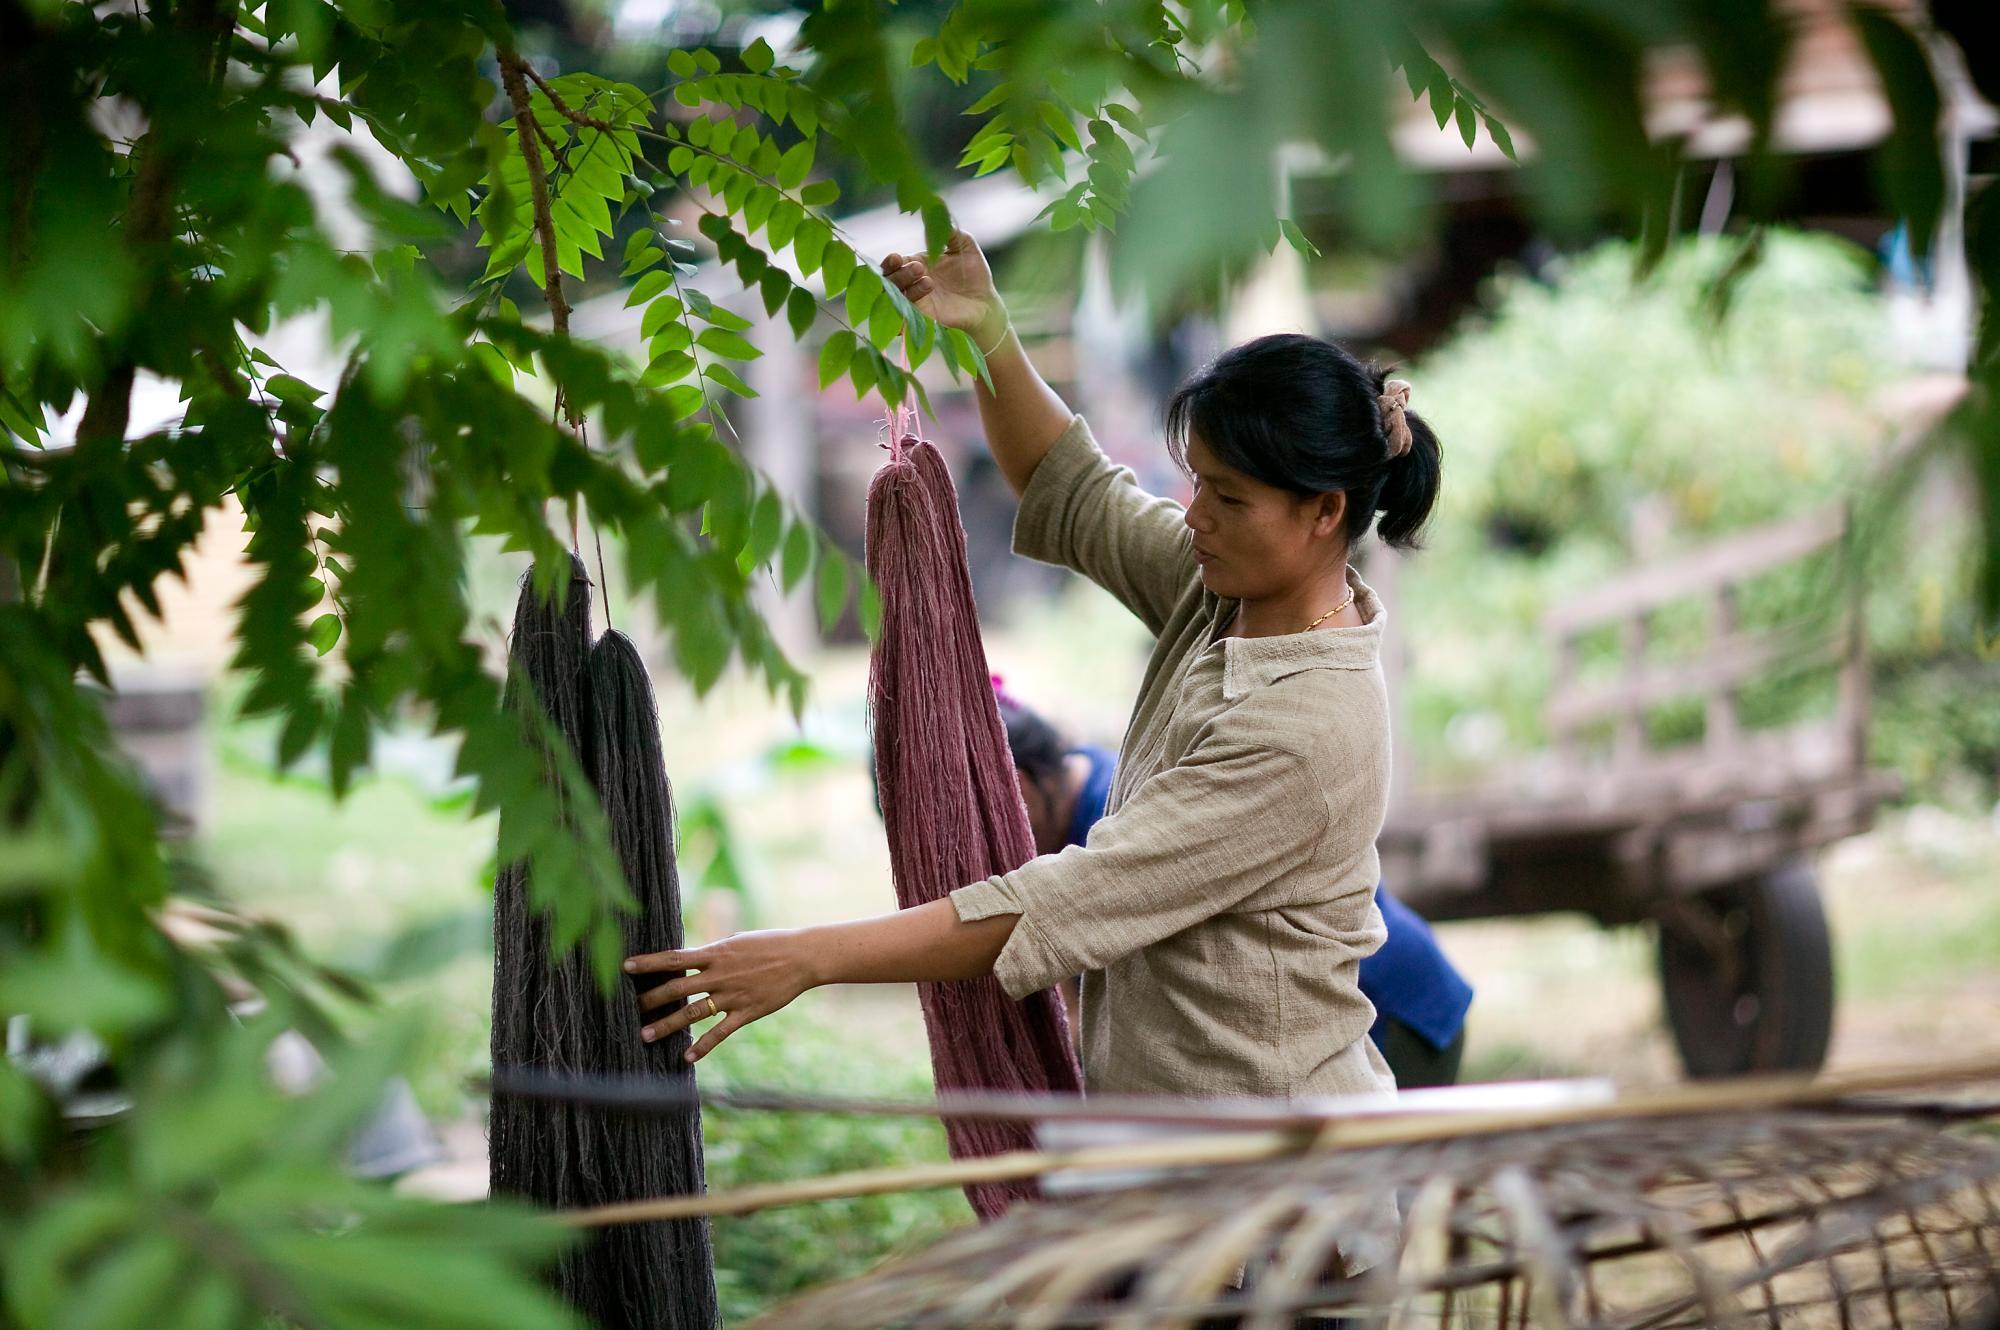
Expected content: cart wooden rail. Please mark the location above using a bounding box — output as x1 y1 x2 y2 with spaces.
1379 499 1898 1078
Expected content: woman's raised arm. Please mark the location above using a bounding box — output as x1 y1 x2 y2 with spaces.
881 231 1070 497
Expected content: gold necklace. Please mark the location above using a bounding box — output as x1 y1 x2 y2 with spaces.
1303 585 1356 633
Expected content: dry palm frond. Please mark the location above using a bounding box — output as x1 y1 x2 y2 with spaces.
752 1106 2000 1330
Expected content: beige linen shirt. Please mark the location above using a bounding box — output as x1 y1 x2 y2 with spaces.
951 415 1399 1100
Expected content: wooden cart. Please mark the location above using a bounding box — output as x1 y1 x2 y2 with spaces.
1378 502 1899 1077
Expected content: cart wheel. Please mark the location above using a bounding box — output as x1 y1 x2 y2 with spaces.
1656 858 1835 1078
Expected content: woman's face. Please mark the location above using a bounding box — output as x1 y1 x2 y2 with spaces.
1182 433 1347 601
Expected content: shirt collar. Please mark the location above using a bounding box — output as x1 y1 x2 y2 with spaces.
1215 568 1386 700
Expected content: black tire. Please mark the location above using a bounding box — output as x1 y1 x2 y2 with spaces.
1657 858 1836 1078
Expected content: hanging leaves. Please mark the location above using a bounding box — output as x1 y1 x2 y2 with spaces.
2 3 1992 1327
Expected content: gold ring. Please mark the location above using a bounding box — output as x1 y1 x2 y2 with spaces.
702 996 720 1020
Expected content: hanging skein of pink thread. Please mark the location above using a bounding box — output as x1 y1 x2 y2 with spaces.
866 430 1083 1221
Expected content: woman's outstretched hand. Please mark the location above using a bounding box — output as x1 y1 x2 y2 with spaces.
626 900 1016 1061
626 929 817 1063
882 230 1009 349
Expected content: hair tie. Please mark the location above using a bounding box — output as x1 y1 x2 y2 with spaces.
1378 379 1414 460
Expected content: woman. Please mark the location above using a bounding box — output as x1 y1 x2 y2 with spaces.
997 690 1473 1089
626 230 1443 1109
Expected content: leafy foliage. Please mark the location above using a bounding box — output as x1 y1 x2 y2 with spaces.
0 0 1989 1324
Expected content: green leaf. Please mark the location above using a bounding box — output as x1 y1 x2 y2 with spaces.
820 240 856 296
265 374 324 405
858 575 882 640
661 435 735 511
308 612 342 656
626 269 672 307
663 383 706 421
847 347 878 399
1483 113 1518 162
645 351 696 385
473 342 514 385
1428 64 1455 130
743 487 783 566
1038 100 1084 153
649 323 692 357
0 1060 50 1164
921 200 954 260
743 268 779 319
1454 95 1477 149
965 82 1012 116
790 85 819 136
690 292 754 330
1105 103 1146 138
641 295 686 339
668 49 697 77
743 37 774 73
780 519 813 590
622 245 665 276
817 330 855 388
844 269 881 328
745 184 779 233
777 139 815 191
696 327 762 360
767 199 804 249
1278 218 1320 259
815 549 850 629
868 298 901 351
793 219 830 274
0 924 167 1036
945 327 993 392
703 468 751 556
786 286 817 338
704 362 758 398
800 179 840 207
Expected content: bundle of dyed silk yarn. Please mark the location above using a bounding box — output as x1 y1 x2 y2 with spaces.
866 433 1084 1221
490 556 718 1328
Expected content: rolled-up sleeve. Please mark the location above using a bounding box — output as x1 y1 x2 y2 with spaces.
1013 415 1198 637
951 739 1327 999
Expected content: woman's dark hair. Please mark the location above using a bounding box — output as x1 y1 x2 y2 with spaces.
996 693 1067 791
1164 333 1442 550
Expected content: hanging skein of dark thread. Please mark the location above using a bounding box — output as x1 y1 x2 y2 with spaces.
490 557 718 1329
491 553 596 1228
866 437 1084 1221
581 628 718 1328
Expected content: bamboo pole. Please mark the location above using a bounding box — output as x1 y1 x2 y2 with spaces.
554 1053 2000 1228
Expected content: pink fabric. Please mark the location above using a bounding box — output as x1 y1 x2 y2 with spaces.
866 436 1084 1221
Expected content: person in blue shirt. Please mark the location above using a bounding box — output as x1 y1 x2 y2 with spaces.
997 687 1473 1089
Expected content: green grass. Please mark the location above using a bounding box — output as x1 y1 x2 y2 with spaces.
197 726 498 1116
1835 860 2000 1003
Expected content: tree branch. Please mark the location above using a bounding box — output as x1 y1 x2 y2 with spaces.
497 51 574 387
75 138 176 457
520 63 615 134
